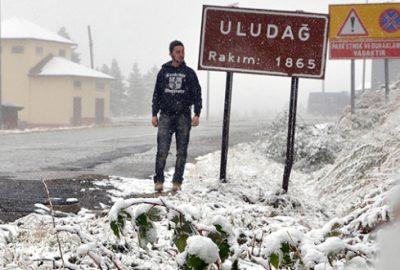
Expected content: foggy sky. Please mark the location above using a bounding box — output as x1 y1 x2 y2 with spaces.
2 0 384 117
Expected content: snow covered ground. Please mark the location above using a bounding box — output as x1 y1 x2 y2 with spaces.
0 90 399 269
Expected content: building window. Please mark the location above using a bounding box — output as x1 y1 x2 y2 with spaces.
59 49 66 57
11 45 24 54
96 82 105 91
35 47 43 56
73 80 82 89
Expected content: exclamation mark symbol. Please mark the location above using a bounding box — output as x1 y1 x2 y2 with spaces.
350 16 355 32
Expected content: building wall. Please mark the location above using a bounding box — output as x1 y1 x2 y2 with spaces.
1 39 72 123
28 76 110 127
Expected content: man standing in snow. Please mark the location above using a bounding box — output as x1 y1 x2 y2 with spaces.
151 40 202 193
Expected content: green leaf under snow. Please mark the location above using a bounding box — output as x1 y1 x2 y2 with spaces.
181 220 194 234
269 253 280 269
186 254 208 270
327 231 341 238
174 234 189 252
120 209 132 220
110 220 121 238
281 242 291 253
283 254 292 265
171 215 180 224
148 207 162 222
118 214 126 229
231 259 239 270
110 214 126 239
207 231 222 245
214 224 228 238
136 213 149 227
138 226 148 249
218 239 230 262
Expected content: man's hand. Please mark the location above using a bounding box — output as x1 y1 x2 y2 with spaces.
192 116 200 127
152 116 158 127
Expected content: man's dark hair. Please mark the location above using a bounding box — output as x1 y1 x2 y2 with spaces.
169 40 184 53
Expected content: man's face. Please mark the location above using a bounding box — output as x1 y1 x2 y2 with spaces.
171 45 185 64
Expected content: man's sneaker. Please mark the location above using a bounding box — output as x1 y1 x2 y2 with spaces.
154 182 163 193
172 182 182 192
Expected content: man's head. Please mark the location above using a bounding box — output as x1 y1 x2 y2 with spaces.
169 40 185 65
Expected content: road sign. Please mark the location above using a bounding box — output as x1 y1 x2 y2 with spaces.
329 39 400 59
380 9 400 33
330 3 400 40
198 5 329 79
337 9 368 37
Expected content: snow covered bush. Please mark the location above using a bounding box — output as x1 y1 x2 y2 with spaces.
337 89 400 131
109 198 240 269
176 236 220 269
260 113 342 172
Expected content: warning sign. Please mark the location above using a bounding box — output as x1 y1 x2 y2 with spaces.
337 9 368 37
330 3 400 40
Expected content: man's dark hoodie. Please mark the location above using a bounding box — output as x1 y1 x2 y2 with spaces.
152 61 202 117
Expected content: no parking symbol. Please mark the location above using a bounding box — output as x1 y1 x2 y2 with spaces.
380 9 400 33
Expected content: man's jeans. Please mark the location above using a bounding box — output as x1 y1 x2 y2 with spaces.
154 113 191 184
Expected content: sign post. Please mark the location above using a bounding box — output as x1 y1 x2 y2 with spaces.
385 59 390 102
199 5 328 190
282 77 299 192
329 3 400 108
351 59 355 114
220 72 233 183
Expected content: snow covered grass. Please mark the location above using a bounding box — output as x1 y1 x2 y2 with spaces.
1 91 400 269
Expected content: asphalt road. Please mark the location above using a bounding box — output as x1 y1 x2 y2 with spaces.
0 120 264 222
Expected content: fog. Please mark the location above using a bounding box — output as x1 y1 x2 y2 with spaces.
2 0 382 119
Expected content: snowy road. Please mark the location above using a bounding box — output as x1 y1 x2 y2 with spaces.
0 120 263 181
0 120 264 222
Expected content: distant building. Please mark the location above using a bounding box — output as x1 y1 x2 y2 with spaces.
1 17 113 128
1 102 23 129
307 92 349 116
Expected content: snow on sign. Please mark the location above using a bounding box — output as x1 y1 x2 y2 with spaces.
337 9 368 37
198 5 329 79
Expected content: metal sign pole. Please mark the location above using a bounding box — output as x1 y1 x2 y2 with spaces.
220 71 233 183
282 77 299 193
0 0 3 129
362 59 366 93
384 58 389 102
206 71 210 121
351 59 355 114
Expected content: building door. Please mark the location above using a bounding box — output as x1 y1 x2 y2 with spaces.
73 97 82 126
95 98 105 125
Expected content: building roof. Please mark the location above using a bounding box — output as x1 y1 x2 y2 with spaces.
1 17 76 45
29 55 113 80
1 102 24 110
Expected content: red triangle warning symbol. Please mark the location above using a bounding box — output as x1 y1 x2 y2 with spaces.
337 9 369 37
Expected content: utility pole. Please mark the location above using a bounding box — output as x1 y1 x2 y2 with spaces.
361 0 368 93
0 0 3 129
88 25 94 69
351 59 355 114
206 71 210 121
